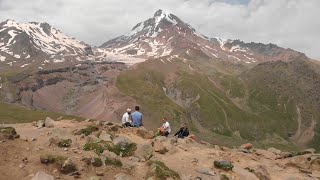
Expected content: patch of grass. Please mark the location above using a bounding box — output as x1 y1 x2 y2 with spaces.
58 139 72 148
104 157 122 167
106 143 137 157
0 126 17 139
92 157 103 167
0 103 84 124
40 154 68 165
147 160 180 180
83 142 105 155
220 174 230 180
76 125 99 136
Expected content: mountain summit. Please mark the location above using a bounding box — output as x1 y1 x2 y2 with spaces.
0 20 93 62
100 9 304 63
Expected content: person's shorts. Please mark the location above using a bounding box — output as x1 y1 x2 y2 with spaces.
165 131 170 137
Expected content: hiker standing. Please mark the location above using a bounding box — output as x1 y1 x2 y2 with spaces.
131 105 143 127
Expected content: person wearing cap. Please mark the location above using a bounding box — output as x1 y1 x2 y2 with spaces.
122 108 132 127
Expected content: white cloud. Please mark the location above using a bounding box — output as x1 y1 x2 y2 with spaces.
0 0 319 58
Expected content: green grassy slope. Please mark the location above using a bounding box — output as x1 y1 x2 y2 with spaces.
0 103 84 124
116 60 301 150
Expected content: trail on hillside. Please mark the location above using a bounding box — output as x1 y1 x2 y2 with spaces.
293 105 302 141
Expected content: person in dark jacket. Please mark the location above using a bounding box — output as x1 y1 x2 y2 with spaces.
174 123 189 138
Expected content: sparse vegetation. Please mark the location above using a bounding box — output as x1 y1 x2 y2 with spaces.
106 143 137 157
76 125 99 136
146 160 180 180
58 139 72 148
0 127 18 139
104 157 122 167
92 157 103 167
83 142 105 155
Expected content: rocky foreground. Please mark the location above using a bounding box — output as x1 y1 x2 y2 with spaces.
0 118 319 180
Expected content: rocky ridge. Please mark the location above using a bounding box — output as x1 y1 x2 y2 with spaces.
0 118 319 180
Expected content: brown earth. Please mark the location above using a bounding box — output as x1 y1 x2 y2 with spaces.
0 119 319 180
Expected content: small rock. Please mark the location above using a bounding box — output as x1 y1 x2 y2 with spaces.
246 165 271 180
135 143 153 160
37 120 45 128
304 148 316 154
267 147 281 155
196 168 216 176
52 169 58 174
30 137 37 142
19 163 25 168
240 143 253 150
31 171 54 180
22 157 28 163
86 135 99 143
96 171 104 176
299 168 312 174
64 148 68 151
85 119 91 122
80 134 85 139
19 134 28 141
130 156 140 162
112 136 132 148
102 150 118 159
45 117 55 128
115 173 131 180
60 158 77 174
99 131 112 142
89 176 102 180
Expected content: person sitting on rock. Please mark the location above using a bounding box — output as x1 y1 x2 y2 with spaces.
131 105 143 127
158 117 171 137
174 123 190 138
121 108 132 127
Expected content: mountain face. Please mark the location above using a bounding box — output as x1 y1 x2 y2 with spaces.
100 9 304 64
1 10 319 151
0 20 93 64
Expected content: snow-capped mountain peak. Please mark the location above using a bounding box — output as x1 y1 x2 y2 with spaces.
96 10 307 64
0 19 93 61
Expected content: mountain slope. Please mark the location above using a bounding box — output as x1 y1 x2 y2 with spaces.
99 9 304 65
0 20 93 63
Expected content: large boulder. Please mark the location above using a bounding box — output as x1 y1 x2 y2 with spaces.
99 131 112 142
44 117 55 128
135 143 153 161
31 171 54 180
113 136 132 148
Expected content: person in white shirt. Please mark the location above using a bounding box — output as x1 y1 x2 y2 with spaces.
122 108 132 127
158 117 171 137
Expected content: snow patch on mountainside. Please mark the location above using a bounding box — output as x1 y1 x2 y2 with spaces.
0 20 92 59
